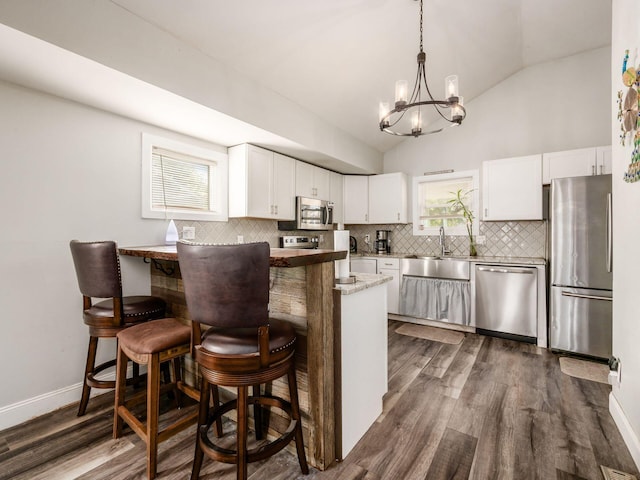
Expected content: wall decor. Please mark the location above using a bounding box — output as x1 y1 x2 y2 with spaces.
618 49 640 182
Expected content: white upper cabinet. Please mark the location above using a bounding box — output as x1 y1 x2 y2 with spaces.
330 171 344 225
228 144 295 220
344 175 369 224
368 172 409 224
483 155 542 221
542 146 611 183
296 161 331 200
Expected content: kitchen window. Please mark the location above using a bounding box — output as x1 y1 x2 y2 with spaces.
141 133 228 221
412 169 479 236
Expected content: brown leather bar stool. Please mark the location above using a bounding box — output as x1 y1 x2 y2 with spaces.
113 317 200 480
177 241 309 480
69 240 167 416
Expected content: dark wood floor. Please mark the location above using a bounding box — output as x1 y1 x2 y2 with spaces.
1 320 637 480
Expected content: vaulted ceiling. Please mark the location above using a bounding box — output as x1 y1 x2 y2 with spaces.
111 0 612 153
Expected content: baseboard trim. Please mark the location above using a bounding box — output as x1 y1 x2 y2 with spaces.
610 391 640 471
0 365 140 431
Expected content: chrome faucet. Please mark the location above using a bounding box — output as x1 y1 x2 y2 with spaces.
439 226 450 256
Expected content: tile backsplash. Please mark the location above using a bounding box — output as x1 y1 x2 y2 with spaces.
175 218 547 259
347 221 548 258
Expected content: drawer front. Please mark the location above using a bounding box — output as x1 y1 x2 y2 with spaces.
377 258 399 270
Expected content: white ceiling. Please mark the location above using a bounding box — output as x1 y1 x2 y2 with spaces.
110 0 612 154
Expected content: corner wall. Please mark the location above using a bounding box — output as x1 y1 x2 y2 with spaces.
610 0 640 468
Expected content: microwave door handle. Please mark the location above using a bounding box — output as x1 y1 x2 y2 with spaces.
323 205 329 225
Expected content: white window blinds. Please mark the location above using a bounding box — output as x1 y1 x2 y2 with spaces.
151 148 213 212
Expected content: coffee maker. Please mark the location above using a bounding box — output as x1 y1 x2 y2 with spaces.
375 230 391 254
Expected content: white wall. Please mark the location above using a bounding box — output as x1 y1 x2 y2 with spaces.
0 1 382 174
383 47 611 175
0 79 226 428
610 0 640 468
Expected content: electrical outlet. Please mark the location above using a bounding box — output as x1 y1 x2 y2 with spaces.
476 235 486 245
364 234 370 244
237 235 244 244
319 234 324 243
182 226 195 240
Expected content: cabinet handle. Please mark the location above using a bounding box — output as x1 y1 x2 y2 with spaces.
365 213 368 222
484 208 488 217
592 164 595 175
275 205 278 215
600 164 604 175
397 212 400 221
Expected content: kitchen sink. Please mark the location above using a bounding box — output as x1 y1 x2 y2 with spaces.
400 256 470 280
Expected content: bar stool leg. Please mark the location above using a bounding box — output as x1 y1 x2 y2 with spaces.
252 384 263 440
211 385 223 437
147 353 161 480
113 345 128 439
237 385 249 480
78 336 99 416
190 377 210 480
287 367 309 474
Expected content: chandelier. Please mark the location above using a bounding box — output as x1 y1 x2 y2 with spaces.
379 0 466 137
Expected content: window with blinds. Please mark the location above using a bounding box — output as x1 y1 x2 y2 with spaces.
412 170 478 236
152 149 211 212
141 133 228 221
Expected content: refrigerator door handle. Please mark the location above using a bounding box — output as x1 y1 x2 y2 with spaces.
606 193 612 273
561 291 612 302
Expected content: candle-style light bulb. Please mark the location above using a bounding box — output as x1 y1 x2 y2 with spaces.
445 75 459 101
379 102 390 123
451 96 464 122
411 110 422 135
395 80 408 107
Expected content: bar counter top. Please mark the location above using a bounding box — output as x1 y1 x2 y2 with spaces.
119 245 347 268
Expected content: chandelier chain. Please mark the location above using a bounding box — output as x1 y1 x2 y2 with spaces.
419 0 423 53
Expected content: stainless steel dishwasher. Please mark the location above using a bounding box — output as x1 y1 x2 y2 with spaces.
474 264 537 340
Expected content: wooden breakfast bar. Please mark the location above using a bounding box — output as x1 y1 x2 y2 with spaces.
119 245 348 471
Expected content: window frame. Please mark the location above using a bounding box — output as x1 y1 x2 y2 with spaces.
141 133 228 221
412 169 479 236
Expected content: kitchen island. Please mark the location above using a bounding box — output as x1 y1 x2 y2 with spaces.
119 245 389 470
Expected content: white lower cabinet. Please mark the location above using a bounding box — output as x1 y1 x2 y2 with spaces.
377 257 400 314
350 257 377 274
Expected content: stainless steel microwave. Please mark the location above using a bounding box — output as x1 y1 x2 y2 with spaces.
278 197 334 231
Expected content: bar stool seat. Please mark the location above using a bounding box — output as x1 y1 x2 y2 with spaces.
87 296 165 324
200 320 295 356
114 317 200 480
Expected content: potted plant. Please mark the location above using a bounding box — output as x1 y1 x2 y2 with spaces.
448 189 477 256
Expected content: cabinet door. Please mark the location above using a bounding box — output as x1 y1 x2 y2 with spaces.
314 167 331 200
273 153 296 220
378 268 400 314
597 145 612 175
483 155 542 221
369 173 408 223
350 257 377 274
330 171 344 225
542 148 596 183
344 176 369 224
295 161 315 197
246 145 273 218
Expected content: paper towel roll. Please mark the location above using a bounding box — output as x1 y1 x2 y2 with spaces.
334 230 350 279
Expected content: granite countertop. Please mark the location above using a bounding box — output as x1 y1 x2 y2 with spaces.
119 245 348 268
351 252 546 266
334 273 392 295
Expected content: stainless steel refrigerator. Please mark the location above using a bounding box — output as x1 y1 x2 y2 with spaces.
550 174 612 359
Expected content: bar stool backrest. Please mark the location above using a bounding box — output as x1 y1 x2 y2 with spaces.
177 242 269 329
70 240 123 300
